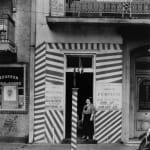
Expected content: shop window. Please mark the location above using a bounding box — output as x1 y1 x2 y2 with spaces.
0 64 26 112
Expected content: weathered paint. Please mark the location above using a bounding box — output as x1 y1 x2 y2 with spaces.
35 0 150 145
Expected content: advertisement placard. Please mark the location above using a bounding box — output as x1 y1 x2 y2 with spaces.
45 83 63 110
96 83 122 111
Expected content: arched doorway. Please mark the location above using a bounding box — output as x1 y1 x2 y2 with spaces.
130 47 150 138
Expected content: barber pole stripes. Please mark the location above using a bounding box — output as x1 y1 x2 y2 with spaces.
34 42 46 143
71 88 78 150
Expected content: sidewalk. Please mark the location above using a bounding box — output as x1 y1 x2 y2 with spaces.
0 143 138 150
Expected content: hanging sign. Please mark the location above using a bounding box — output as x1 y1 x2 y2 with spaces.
45 83 63 110
51 0 65 17
96 83 122 111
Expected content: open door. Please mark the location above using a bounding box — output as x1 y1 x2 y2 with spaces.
65 72 93 139
65 55 94 143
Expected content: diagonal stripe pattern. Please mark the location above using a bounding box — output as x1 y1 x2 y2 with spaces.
96 51 123 83
44 43 65 144
34 42 123 144
34 42 46 143
71 89 78 150
95 45 123 143
95 111 122 143
45 110 64 143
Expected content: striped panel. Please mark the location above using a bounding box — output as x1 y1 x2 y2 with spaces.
45 110 64 143
71 89 78 150
34 42 46 143
95 43 123 143
96 50 123 83
95 111 122 143
44 44 65 143
48 43 122 51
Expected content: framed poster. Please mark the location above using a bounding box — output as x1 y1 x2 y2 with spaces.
96 83 122 111
3 85 17 101
0 64 26 112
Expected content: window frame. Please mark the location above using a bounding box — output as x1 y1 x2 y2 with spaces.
0 64 27 114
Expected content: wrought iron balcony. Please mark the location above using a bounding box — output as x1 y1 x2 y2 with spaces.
0 15 16 53
48 0 150 24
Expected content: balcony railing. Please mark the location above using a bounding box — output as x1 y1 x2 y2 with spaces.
0 15 16 53
50 0 150 19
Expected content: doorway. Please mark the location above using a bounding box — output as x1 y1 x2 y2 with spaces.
65 72 93 139
130 48 150 138
65 54 94 141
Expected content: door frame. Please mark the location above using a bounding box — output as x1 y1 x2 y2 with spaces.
122 45 150 143
64 53 96 138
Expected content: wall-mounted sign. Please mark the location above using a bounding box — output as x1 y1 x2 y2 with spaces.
4 85 17 101
51 0 65 17
45 83 63 110
96 83 122 111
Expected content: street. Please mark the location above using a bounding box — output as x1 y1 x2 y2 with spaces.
0 143 138 150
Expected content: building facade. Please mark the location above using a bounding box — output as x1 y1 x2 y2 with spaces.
33 0 150 145
0 0 32 142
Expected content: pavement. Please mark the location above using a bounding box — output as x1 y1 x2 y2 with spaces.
0 143 138 150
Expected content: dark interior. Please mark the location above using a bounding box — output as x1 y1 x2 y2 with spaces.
65 72 93 139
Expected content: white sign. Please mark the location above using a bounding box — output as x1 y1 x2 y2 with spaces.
45 83 63 110
51 0 65 17
4 85 17 101
96 83 122 111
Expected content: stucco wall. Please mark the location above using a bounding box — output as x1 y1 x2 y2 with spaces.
15 0 30 63
36 0 123 45
0 0 31 141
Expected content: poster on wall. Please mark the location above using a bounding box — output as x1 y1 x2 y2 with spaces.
51 0 65 17
3 85 17 101
45 83 64 110
96 83 122 111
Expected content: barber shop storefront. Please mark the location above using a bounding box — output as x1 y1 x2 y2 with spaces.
34 0 150 145
34 42 123 144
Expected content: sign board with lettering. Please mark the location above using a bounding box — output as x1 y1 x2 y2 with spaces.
51 0 65 17
45 83 64 110
96 83 122 111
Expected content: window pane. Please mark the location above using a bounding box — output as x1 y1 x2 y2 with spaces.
67 56 79 68
67 56 92 68
139 79 150 110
